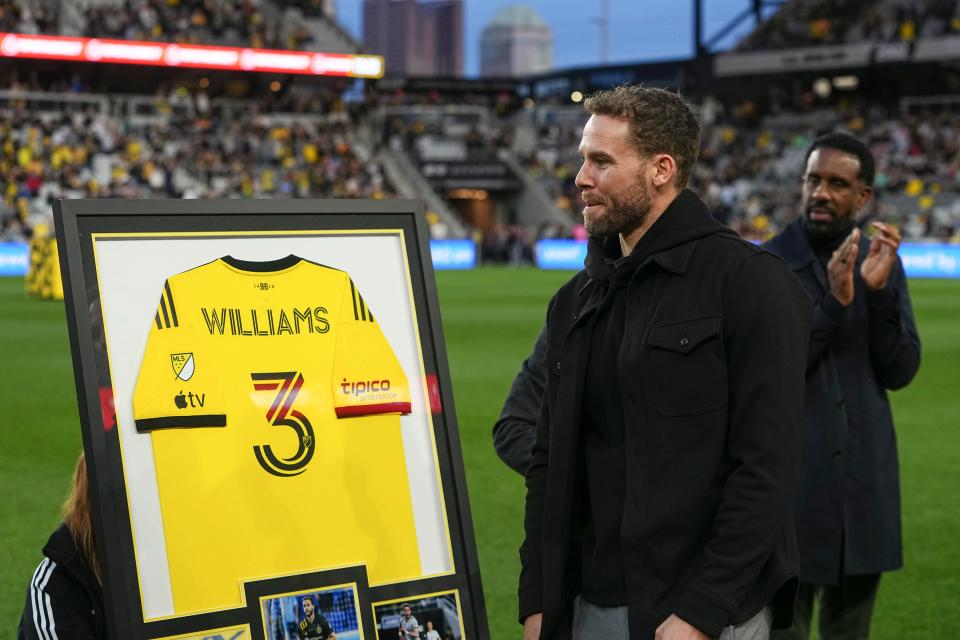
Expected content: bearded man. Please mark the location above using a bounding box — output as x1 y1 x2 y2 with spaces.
518 85 814 640
764 133 921 640
297 596 335 640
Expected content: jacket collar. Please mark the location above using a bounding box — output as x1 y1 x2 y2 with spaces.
649 241 697 275
771 217 833 292
44 523 88 575
581 189 735 293
775 218 818 271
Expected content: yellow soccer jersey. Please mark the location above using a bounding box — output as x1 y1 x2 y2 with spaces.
132 255 418 616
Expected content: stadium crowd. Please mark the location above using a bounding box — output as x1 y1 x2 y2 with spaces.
4 78 960 250
519 98 960 242
0 85 391 242
738 0 960 50
0 0 332 52
82 0 271 48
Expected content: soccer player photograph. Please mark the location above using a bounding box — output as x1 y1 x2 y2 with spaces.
398 603 420 639
297 595 335 640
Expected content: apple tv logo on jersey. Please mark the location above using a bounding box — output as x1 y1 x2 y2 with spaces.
174 390 206 409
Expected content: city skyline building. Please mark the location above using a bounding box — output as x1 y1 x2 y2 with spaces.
479 5 553 77
362 0 464 76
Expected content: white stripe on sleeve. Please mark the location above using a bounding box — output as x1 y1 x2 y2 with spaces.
29 558 57 640
43 592 59 640
30 558 50 640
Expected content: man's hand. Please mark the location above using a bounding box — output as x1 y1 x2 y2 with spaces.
827 228 860 305
523 613 542 640
861 222 901 291
655 614 710 640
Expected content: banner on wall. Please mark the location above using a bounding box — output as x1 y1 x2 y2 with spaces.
898 243 960 278
3 240 476 275
0 241 28 276
534 239 960 277
429 239 477 270
0 32 384 77
534 239 588 270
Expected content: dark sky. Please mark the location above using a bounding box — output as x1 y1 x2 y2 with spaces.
335 0 774 76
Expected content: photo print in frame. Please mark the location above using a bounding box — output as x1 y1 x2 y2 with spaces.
372 590 465 640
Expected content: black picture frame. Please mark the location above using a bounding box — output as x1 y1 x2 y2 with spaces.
54 199 488 640
245 565 372 640
372 589 466 640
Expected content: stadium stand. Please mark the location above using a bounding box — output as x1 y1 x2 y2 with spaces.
1 0 360 53
0 85 393 241
512 99 960 242
5 82 960 250
4 0 960 259
737 0 960 50
0 0 56 34
80 0 271 47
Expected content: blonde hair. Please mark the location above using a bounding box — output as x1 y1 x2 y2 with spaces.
62 453 101 583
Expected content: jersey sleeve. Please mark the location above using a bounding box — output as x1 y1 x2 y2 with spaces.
320 615 333 636
331 277 412 418
132 278 228 432
18 557 98 640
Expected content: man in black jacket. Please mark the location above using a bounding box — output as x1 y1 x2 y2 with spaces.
764 133 921 640
519 85 813 640
493 324 546 475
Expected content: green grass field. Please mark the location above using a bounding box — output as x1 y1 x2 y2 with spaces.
1 271 957 638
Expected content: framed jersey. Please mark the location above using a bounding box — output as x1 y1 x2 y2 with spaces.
54 199 488 640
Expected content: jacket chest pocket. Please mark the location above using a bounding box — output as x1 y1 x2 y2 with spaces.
646 316 727 416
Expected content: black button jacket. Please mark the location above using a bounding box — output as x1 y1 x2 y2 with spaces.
519 190 814 639
764 219 921 584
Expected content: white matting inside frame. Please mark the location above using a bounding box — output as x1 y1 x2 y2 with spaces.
93 231 451 620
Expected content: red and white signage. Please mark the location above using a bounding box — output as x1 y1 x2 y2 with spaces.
0 32 384 78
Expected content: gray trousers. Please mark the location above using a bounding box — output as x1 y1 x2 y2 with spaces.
771 575 881 640
572 595 772 640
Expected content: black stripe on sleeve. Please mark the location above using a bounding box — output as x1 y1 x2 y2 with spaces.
159 296 170 329
135 415 227 432
155 312 162 329
358 293 367 322
165 281 178 327
350 280 359 321
368 311 375 323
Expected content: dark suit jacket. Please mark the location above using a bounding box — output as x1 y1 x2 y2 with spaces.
764 219 921 584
